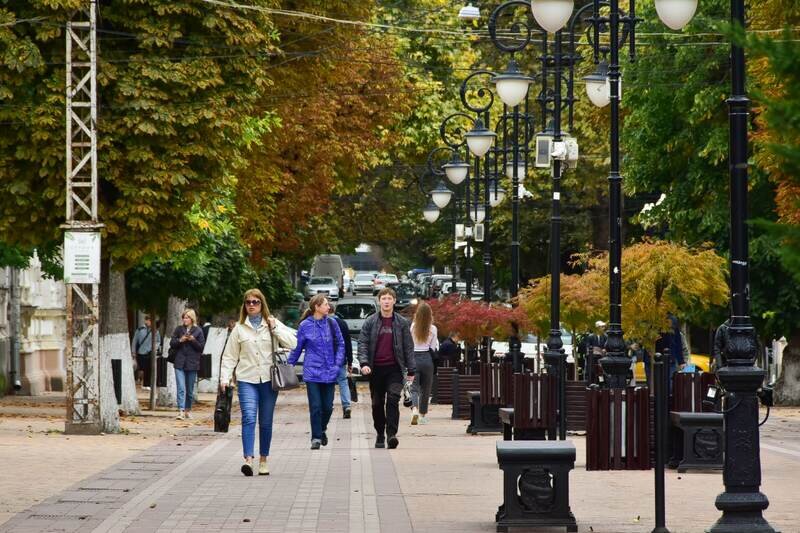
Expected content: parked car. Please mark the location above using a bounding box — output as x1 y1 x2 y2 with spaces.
372 273 399 295
394 283 416 310
304 276 340 300
310 254 344 294
429 274 454 298
353 273 375 294
334 296 378 335
441 281 484 300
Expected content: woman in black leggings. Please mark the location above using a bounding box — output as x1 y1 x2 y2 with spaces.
409 302 438 425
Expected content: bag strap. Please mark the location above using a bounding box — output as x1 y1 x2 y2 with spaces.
270 321 279 366
328 318 338 359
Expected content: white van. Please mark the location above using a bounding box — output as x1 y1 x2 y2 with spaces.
310 254 344 293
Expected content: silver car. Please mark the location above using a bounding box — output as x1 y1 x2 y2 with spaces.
353 273 375 294
334 296 378 336
304 276 340 300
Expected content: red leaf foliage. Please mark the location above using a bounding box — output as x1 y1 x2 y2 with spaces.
427 296 527 346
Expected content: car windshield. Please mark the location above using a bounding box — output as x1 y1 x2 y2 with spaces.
396 285 414 297
310 277 335 285
336 304 376 319
379 274 398 281
355 274 372 281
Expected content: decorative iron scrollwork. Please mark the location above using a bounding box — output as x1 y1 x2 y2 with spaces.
517 467 555 513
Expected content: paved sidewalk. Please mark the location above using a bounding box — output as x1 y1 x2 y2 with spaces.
2 386 799 532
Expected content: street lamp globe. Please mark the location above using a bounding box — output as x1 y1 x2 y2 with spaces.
470 204 486 224
583 61 610 108
489 183 507 207
530 0 575 34
465 119 496 158
505 160 527 182
443 156 470 185
655 0 698 30
431 180 454 209
423 200 441 223
492 59 534 108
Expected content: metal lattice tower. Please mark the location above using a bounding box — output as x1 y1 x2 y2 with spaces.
64 2 103 435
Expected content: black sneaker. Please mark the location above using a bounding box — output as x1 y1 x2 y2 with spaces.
387 435 399 449
310 439 321 450
321 433 328 446
375 436 386 449
343 407 351 419
241 462 253 477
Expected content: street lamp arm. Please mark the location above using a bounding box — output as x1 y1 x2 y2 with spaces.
439 112 475 149
488 0 545 54
459 70 497 114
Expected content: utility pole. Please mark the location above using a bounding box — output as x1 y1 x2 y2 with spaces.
64 2 104 435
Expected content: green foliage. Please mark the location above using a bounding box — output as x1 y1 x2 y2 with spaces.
0 1 279 267
256 258 296 313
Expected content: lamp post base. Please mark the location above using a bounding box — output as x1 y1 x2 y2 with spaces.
599 354 631 389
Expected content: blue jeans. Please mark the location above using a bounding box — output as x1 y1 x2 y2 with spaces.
306 382 335 441
337 365 351 409
174 368 197 410
238 381 279 458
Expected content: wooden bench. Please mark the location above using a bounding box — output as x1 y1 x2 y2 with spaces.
669 372 723 472
495 441 578 533
452 372 481 420
497 373 556 441
467 362 513 434
433 367 456 405
586 386 651 470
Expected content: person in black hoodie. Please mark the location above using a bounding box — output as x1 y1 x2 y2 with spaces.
329 304 354 418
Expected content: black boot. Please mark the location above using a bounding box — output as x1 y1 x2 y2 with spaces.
375 435 385 448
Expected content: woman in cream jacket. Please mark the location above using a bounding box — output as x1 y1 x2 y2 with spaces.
220 289 297 476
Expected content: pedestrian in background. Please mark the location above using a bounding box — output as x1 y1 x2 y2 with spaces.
584 321 607 384
438 331 462 368
220 289 297 476
289 294 345 450
655 314 686 394
410 301 438 425
132 315 161 390
357 288 416 449
170 309 205 420
329 304 354 419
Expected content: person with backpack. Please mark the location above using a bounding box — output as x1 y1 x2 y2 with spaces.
329 304 354 418
131 315 161 389
288 294 345 450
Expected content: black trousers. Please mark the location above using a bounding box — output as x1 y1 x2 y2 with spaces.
369 364 404 438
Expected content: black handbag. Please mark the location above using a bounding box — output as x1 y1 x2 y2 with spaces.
348 376 358 402
214 386 233 433
166 346 177 364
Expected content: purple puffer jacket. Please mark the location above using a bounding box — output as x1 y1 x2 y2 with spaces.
288 316 345 383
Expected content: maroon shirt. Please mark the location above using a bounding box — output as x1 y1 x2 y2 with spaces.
373 315 396 366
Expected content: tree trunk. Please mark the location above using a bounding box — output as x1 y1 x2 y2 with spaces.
775 332 800 406
157 296 186 407
97 259 121 432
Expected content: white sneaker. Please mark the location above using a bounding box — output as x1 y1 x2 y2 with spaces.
142 386 151 391
419 416 428 425
176 410 185 420
185 411 192 419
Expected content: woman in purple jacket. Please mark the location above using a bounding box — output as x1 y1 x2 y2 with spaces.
288 294 345 450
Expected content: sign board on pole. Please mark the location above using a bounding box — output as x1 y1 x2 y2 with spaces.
64 231 101 284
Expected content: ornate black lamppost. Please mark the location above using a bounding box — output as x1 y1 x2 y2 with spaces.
709 1 775 531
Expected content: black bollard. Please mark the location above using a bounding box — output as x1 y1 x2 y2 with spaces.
653 351 669 533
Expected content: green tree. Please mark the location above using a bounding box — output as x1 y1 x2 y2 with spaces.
0 1 279 266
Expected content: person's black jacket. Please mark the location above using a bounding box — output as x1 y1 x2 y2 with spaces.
169 325 206 371
438 337 462 365
332 315 353 367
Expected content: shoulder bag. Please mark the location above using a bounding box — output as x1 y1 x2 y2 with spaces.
270 323 300 391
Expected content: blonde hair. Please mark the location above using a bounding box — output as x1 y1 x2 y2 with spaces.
238 288 271 324
412 301 433 344
182 308 197 326
301 294 329 322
